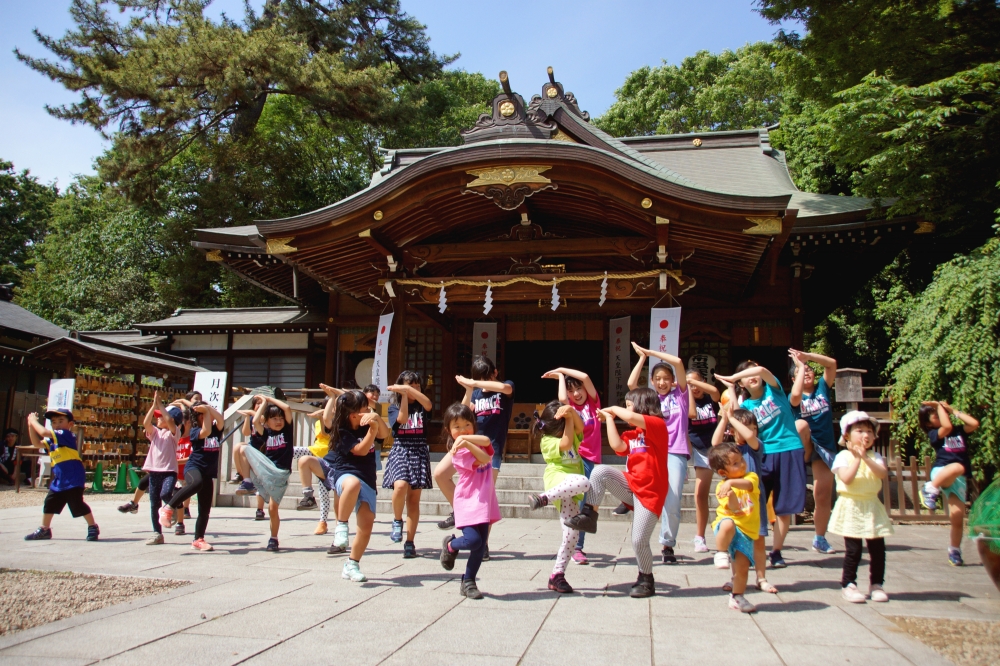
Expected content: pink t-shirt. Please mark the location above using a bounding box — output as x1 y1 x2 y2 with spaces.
144 427 179 473
658 386 690 456
573 394 602 463
452 446 501 529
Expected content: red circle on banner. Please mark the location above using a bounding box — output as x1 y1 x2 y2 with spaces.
615 327 623 334
481 331 489 339
380 326 386 334
659 320 668 329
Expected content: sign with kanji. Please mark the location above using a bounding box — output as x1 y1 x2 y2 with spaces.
372 312 394 402
647 307 681 389
45 378 75 429
472 322 497 363
687 354 717 381
608 317 631 407
193 372 228 413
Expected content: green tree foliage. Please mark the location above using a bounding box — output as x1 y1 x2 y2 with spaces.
16 178 171 330
596 42 786 136
0 161 58 288
886 231 1000 479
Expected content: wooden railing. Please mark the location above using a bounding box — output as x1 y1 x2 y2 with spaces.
880 448 961 523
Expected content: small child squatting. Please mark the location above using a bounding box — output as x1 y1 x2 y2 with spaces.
708 442 761 613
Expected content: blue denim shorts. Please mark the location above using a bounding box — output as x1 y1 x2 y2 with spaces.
334 473 377 516
930 466 967 502
714 518 756 567
811 444 837 470
691 445 711 469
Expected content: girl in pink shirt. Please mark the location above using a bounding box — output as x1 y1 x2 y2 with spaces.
439 403 501 600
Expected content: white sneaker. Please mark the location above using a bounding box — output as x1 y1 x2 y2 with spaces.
869 584 889 602
714 551 731 569
842 583 866 603
342 560 367 582
693 536 709 553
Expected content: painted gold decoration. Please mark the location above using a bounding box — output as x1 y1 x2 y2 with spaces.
641 198 653 209
266 237 298 254
551 129 576 143
692 138 703 147
205 250 223 262
499 101 516 117
546 86 558 98
466 166 552 188
914 221 935 234
743 217 783 235
373 210 384 220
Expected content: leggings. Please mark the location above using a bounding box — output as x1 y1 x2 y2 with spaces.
576 458 596 551
542 474 590 574
658 453 689 548
451 523 490 581
147 472 176 534
138 473 150 492
585 465 660 574
292 447 332 522
842 537 886 588
167 467 214 540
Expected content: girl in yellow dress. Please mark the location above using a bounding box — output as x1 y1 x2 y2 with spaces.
829 411 893 604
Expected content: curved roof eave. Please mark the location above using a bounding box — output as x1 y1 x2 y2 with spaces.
255 139 793 236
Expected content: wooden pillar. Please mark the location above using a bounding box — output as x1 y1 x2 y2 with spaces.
224 333 234 406
441 327 456 408
388 292 407 383
325 291 339 385
64 352 75 379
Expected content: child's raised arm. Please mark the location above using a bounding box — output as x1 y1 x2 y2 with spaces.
143 390 161 438
637 344 687 391
26 412 49 449
859 449 888 479
835 448 865 485
728 413 759 451
711 406 730 446
687 376 721 403
542 370 569 404
598 409 627 453
352 414 379 454
944 401 980 434
554 404 581 452
716 365 778 390
546 367 597 400
453 434 493 466
922 401 954 439
626 344 647 391
602 404 647 430
403 384 433 412
265 395 293 423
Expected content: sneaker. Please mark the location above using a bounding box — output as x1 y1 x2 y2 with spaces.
297 496 317 511
693 536 709 553
566 504 599 534
768 550 787 569
714 551 731 569
437 512 455 530
118 500 139 514
342 559 367 582
24 526 52 541
314 520 328 536
948 549 964 566
460 577 483 599
440 535 457 570
812 535 836 554
255 509 266 521
630 572 655 598
661 546 677 564
919 482 940 511
390 519 404 543
174 523 186 536
158 506 175 528
841 583 866 603
613 502 633 515
572 549 589 565
328 522 349 554
266 537 279 552
191 538 214 551
403 540 417 558
528 494 548 510
729 593 757 613
482 546 490 561
145 533 164 546
235 479 256 495
86 525 100 542
548 573 573 594
869 584 889 602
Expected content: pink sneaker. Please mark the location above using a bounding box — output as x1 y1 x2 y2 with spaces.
158 506 174 528
572 549 589 565
191 538 214 551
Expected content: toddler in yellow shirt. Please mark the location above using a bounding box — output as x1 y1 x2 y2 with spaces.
709 442 761 613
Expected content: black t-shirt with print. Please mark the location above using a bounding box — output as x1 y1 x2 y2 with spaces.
687 394 719 452
188 424 223 479
927 427 972 475
325 424 376 489
263 423 294 471
471 381 515 450
387 402 429 447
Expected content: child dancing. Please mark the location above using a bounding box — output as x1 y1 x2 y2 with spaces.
439 403 501 599
527 400 589 593
708 442 761 613
568 388 669 598
918 400 979 565
687 369 721 553
141 392 179 546
829 411 893 603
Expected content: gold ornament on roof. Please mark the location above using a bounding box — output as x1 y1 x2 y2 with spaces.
266 237 298 254
641 198 653 209
546 86 559 98
692 138 703 147
743 217 783 235
466 166 552 187
373 210 384 220
205 250 223 262
499 101 516 117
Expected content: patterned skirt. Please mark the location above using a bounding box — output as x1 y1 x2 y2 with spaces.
382 443 433 490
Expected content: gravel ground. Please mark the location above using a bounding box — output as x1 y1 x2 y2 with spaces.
0 569 188 636
0 487 131 510
887 616 1000 666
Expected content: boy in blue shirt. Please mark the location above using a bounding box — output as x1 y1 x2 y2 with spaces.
24 408 99 541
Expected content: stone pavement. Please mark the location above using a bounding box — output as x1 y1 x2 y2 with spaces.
1 500 997 665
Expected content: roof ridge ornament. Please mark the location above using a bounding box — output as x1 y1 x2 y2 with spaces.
528 66 591 123
461 70 558 144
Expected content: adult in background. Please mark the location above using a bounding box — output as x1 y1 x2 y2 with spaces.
788 349 839 555
1 428 19 484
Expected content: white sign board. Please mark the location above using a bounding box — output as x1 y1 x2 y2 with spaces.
46 378 76 429
193 372 228 413
647 307 681 388
608 317 631 408
835 373 864 403
472 322 497 363
372 312 394 403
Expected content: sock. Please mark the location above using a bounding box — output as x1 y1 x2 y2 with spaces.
302 487 314 497
447 542 456 553
949 546 961 554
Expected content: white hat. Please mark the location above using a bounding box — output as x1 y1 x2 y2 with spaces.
839 410 880 441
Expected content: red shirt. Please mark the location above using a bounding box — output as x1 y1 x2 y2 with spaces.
617 415 670 514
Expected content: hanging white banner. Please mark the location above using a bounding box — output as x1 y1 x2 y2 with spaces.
372 312 394 402
45 378 76 429
193 372 228 413
472 322 497 363
648 307 682 388
608 317 631 408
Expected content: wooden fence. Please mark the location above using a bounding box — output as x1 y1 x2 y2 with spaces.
881 446 962 523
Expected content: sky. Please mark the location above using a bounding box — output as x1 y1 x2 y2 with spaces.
0 0 798 189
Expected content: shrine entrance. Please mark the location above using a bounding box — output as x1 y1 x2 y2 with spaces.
505 340 603 404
